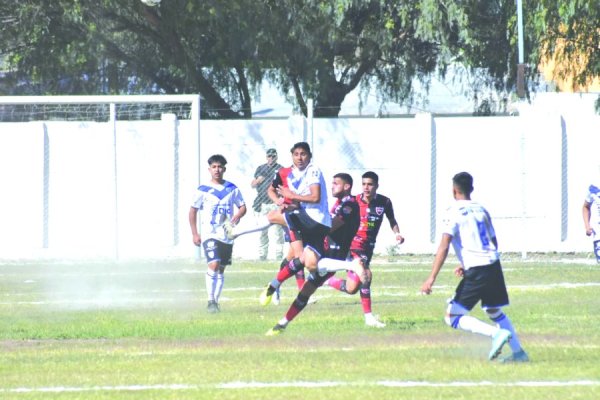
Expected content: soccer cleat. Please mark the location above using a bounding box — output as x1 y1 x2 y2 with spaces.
207 300 220 314
265 323 286 336
499 349 529 363
365 314 386 328
259 285 274 306
222 219 236 240
349 258 368 284
489 329 512 360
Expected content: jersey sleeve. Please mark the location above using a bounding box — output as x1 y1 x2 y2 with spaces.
384 197 398 228
190 188 204 209
440 206 458 237
483 208 496 238
305 165 322 187
272 171 283 188
233 188 246 208
585 185 600 203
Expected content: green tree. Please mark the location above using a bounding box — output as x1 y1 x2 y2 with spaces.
1 0 263 118
1 0 567 117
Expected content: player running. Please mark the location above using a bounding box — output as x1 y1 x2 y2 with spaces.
421 171 528 362
325 171 404 328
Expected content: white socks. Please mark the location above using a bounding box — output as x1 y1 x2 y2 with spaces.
205 269 224 303
457 315 498 337
317 257 352 274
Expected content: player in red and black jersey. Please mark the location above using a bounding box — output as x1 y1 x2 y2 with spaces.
326 171 405 328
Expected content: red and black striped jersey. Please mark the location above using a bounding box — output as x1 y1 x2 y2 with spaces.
350 193 397 252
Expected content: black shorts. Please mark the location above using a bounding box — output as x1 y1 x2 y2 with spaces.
285 209 329 257
452 260 509 310
324 247 348 261
202 239 233 266
323 237 350 261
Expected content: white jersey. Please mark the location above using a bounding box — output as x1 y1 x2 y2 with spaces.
287 163 331 227
441 199 499 269
191 180 245 244
584 184 600 237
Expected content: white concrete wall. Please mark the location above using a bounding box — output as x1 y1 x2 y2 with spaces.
0 93 598 260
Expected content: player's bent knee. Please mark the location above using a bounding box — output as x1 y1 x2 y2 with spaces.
345 279 360 294
445 302 468 329
346 287 359 295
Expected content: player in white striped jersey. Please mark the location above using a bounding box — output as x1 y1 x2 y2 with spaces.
189 154 247 313
257 142 334 303
582 180 600 262
421 172 528 362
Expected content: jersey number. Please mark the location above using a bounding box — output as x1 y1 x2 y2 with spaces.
476 220 490 247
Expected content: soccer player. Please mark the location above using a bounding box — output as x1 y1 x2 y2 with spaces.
269 164 308 299
189 154 247 313
421 171 528 362
226 147 312 303
582 179 600 263
256 142 331 304
325 171 404 328
266 172 361 335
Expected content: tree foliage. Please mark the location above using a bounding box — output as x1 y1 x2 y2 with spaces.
2 0 596 117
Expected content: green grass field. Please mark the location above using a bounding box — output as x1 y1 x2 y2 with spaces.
1 254 599 399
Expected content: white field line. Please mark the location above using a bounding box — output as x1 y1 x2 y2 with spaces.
2 380 600 393
0 266 594 281
2 282 600 306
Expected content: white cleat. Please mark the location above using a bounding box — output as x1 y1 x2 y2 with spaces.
365 314 386 328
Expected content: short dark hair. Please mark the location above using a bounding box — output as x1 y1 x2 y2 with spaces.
362 171 379 184
207 154 227 166
333 172 353 188
290 141 311 156
453 171 474 194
